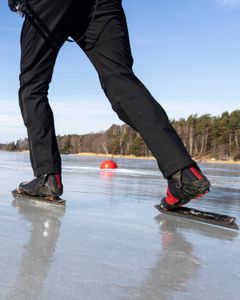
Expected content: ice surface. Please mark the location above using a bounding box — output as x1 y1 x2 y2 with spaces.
0 151 239 300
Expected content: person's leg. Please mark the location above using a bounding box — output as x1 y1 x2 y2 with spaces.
17 0 77 197
74 0 193 178
19 0 74 177
73 0 210 209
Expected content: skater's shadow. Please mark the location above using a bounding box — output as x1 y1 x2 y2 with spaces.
4 199 66 300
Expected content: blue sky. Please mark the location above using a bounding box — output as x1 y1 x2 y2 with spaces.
0 0 240 143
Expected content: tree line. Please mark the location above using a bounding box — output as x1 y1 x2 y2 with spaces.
173 110 240 160
1 110 240 160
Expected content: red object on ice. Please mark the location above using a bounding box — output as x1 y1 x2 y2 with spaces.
100 160 118 169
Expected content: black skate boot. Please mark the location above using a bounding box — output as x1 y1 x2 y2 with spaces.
16 174 63 199
161 164 210 211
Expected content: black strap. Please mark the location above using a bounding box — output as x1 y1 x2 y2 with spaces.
24 1 58 48
20 0 99 46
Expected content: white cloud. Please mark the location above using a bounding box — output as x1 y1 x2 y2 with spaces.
0 26 20 32
134 39 156 45
1 95 238 143
214 0 240 9
0 99 25 142
0 96 122 143
51 96 122 135
162 98 240 120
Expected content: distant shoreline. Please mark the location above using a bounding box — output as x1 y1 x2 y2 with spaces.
198 159 240 165
1 150 240 164
73 152 155 160
74 152 240 164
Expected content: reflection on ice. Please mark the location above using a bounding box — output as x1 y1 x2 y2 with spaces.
63 165 160 178
3 199 65 300
0 152 240 300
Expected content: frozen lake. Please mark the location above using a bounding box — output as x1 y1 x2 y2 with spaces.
0 151 240 300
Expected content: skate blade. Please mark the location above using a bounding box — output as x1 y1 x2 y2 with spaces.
155 204 239 231
12 189 66 206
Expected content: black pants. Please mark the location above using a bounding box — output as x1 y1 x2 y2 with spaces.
19 0 193 178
